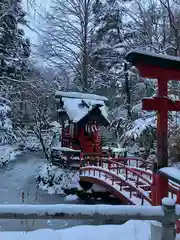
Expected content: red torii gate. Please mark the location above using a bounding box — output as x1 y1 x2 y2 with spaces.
126 50 180 206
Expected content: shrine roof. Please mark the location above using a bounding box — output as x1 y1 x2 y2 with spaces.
56 91 109 126
126 49 180 70
55 91 108 101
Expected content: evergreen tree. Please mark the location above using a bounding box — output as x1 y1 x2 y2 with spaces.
91 0 157 149
91 0 126 90
0 0 31 128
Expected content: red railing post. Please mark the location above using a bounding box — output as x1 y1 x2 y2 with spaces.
120 181 122 191
112 177 114 185
130 190 132 198
177 189 180 204
151 163 157 206
176 221 180 234
136 160 138 168
125 168 128 180
80 152 84 167
116 164 119 175
108 157 112 169
136 176 139 188
100 157 102 167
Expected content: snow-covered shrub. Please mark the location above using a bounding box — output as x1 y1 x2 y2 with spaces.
16 130 45 152
121 113 156 159
37 164 80 194
169 127 180 165
16 121 61 152
0 145 21 166
0 97 16 144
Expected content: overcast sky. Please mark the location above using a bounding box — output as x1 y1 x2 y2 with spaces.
23 0 51 44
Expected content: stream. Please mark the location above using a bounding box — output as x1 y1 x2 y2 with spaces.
0 152 101 231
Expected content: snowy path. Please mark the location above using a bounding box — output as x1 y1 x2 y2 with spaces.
0 152 96 231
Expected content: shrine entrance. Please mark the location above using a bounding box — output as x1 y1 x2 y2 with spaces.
126 50 180 205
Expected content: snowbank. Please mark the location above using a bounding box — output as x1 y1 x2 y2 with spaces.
2 220 180 240
0 220 151 240
37 164 81 194
0 145 21 166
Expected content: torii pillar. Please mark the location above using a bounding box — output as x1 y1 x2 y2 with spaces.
126 50 180 205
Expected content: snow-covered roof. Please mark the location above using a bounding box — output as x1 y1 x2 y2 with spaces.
55 91 108 101
56 92 109 125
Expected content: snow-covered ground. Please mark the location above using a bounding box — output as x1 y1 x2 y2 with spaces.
1 220 180 240
37 164 81 194
0 145 21 166
0 220 150 240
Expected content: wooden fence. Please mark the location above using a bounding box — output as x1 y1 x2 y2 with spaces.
0 198 179 240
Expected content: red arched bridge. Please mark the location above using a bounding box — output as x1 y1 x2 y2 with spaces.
79 156 180 206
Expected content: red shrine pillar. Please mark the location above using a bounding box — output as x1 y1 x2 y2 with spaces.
155 78 168 205
142 78 169 205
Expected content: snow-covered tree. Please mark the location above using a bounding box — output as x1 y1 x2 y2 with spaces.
91 0 127 91
0 0 31 127
0 96 15 144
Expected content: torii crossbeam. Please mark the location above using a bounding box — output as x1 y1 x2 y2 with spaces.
126 50 180 205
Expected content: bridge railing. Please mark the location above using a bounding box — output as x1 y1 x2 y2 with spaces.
82 157 180 204
0 199 178 240
82 155 153 170
81 166 152 205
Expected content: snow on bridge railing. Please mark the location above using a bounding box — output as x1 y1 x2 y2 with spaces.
0 198 178 240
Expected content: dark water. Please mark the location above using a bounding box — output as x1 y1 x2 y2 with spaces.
0 152 101 231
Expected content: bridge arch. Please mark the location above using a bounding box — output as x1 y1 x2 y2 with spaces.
80 175 134 204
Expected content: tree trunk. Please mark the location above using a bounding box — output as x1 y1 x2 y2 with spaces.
34 130 50 161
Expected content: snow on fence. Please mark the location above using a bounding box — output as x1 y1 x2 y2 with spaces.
0 198 179 240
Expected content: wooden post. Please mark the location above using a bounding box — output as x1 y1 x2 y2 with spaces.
161 198 176 240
